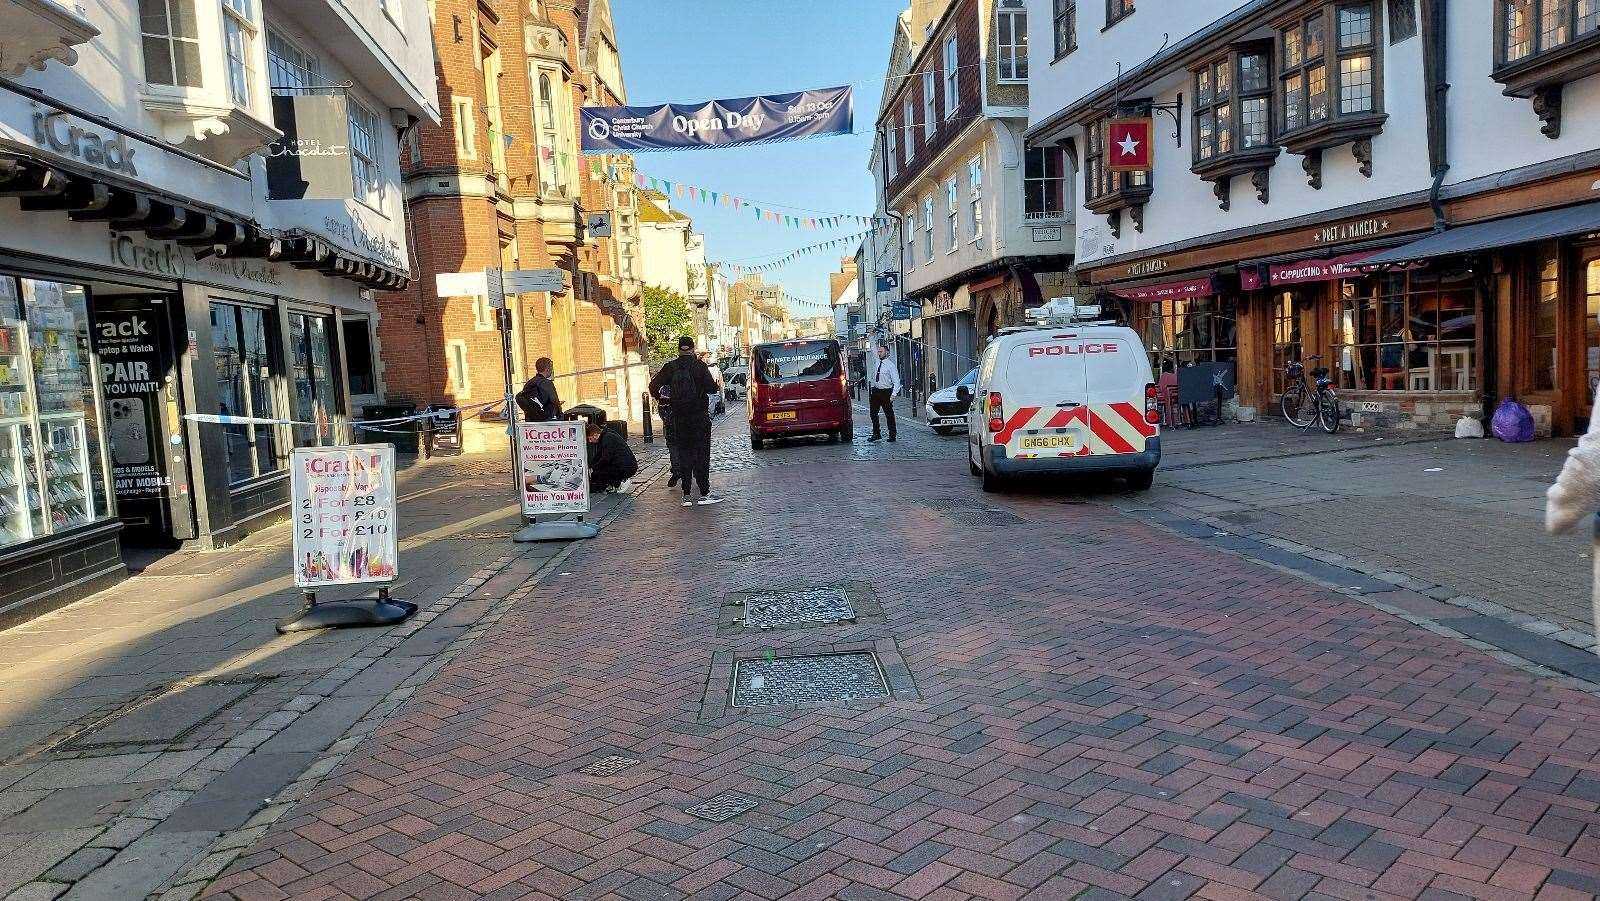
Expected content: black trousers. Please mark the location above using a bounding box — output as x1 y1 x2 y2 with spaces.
662 414 680 477
869 388 896 439
673 418 712 495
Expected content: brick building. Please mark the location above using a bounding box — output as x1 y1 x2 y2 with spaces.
381 0 646 450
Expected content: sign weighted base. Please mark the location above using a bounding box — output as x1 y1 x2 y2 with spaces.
513 518 599 542
277 589 417 634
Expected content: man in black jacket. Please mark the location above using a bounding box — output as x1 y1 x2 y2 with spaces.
650 336 720 506
586 421 638 493
515 357 562 422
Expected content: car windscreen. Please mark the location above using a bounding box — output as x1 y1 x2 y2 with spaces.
957 368 977 388
754 342 838 384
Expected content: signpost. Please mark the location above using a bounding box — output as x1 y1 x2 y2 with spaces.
434 266 592 543
278 444 415 633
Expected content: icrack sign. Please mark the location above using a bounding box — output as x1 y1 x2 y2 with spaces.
31 107 138 176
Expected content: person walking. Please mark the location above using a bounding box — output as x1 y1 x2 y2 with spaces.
867 342 901 442
651 336 721 506
515 357 563 422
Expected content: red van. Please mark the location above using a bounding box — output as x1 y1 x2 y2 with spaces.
748 339 852 449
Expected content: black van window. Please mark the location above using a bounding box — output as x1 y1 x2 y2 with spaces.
754 342 838 383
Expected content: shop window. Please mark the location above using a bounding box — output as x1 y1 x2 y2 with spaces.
1586 259 1600 407
140 0 203 89
289 313 339 447
997 2 1028 82
1534 254 1560 392
0 277 113 549
1334 268 1477 393
211 302 280 483
1025 146 1068 219
1272 291 1306 394
1140 297 1238 369
222 0 256 107
342 318 376 397
348 98 384 209
1106 0 1134 27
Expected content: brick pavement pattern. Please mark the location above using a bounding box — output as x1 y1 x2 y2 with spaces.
205 434 1600 901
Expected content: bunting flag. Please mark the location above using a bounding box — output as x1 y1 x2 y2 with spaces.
602 168 880 232
713 229 872 275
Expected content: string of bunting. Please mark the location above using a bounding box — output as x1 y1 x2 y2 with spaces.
607 168 884 231
716 230 870 274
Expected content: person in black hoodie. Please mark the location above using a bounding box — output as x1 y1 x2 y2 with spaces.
650 336 720 506
586 421 638 493
515 357 563 422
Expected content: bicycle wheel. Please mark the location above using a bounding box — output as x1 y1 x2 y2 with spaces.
1281 385 1314 428
1317 389 1341 434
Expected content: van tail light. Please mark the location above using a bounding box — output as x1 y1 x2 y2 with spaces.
1144 383 1160 425
987 392 1005 432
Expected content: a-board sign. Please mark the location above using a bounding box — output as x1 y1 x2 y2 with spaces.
518 421 589 516
291 445 398 588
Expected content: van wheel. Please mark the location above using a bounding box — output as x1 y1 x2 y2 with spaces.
981 464 1003 493
1126 468 1155 491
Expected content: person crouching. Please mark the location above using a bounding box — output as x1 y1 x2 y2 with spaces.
587 421 638 493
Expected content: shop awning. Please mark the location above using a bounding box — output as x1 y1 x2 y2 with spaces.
1360 201 1600 266
1261 251 1384 287
1111 275 1214 302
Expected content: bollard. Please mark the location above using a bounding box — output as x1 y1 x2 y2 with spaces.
642 391 654 443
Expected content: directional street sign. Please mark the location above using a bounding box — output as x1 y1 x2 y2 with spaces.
502 268 568 294
487 267 505 309
435 271 488 297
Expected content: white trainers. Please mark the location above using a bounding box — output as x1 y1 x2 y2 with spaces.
616 479 634 493
681 498 694 507
695 494 723 506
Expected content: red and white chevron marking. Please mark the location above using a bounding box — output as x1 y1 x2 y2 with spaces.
992 402 1156 458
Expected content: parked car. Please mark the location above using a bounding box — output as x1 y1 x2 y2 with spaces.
748 339 851 449
723 365 748 401
966 303 1160 492
925 368 977 435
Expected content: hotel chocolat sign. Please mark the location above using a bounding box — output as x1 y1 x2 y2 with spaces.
266 94 354 201
1310 217 1391 245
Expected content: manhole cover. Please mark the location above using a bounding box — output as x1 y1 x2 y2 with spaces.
732 653 889 708
580 755 640 777
744 588 856 629
685 794 758 822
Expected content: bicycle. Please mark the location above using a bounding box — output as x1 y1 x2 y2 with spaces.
1280 355 1341 433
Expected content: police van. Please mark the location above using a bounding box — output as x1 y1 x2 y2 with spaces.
961 300 1160 492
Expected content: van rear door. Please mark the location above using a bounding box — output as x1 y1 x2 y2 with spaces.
1083 333 1156 455
995 333 1090 457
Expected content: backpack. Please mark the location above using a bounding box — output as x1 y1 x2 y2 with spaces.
667 359 705 419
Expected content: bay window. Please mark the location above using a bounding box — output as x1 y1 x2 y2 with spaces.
1025 146 1067 219
140 0 203 89
1493 0 1600 139
222 0 255 107
1276 2 1384 187
997 2 1028 82
1193 43 1277 209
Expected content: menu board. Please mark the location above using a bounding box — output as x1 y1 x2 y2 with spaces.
519 422 589 516
291 445 397 588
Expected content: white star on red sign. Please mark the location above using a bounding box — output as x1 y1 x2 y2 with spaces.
1117 134 1141 157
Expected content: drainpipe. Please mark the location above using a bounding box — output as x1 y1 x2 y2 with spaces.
1422 0 1450 231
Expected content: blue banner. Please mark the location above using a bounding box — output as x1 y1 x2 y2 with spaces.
581 86 853 154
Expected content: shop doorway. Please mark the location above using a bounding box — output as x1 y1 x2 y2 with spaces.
90 290 197 548
1578 249 1600 432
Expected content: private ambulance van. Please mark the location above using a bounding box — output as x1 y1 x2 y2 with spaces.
963 301 1160 492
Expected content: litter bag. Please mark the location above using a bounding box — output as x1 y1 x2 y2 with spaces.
1491 398 1535 443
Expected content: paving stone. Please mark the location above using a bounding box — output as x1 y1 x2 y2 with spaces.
154 752 314 833
77 684 252 746
41 844 114 881
65 831 216 901
254 696 384 754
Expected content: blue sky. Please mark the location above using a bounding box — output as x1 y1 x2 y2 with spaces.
610 0 905 316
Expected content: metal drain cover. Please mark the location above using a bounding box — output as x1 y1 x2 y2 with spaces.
685 794 758 822
744 588 856 629
580 755 640 777
732 653 889 708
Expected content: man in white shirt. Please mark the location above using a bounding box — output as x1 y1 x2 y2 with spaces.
867 342 901 442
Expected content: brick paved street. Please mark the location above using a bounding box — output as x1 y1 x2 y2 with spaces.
202 412 1600 901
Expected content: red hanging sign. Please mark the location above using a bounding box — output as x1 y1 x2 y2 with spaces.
1107 118 1154 172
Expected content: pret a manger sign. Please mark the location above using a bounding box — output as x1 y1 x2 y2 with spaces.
291 445 398 589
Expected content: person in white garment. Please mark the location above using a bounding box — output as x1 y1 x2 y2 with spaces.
867 342 901 442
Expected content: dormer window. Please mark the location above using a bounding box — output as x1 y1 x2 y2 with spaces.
1493 0 1600 138
1192 43 1279 210
1275 2 1385 188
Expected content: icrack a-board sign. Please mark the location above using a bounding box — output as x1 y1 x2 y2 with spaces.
519 422 589 516
291 445 398 588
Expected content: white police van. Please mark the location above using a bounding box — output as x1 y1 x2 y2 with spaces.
962 300 1160 492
